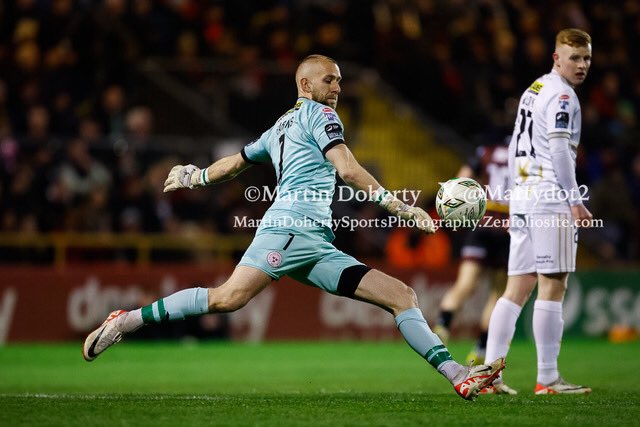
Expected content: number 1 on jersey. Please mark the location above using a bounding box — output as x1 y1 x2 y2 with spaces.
278 134 285 184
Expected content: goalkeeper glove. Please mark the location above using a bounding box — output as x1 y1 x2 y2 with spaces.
374 187 436 234
163 164 209 192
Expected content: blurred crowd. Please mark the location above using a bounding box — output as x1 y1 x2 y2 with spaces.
0 0 638 264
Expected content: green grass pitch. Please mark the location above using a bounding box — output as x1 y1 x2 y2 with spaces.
1 339 638 426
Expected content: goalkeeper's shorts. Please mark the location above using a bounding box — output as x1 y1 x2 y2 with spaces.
238 211 365 295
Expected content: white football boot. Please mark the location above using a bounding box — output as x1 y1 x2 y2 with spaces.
453 357 505 400
534 377 592 395
82 310 127 362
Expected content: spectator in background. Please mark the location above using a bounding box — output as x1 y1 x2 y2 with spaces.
130 0 179 56
16 105 61 231
99 84 127 137
65 184 112 232
57 137 111 204
49 91 78 136
2 161 37 231
22 105 51 150
91 0 139 85
175 30 206 85
201 4 238 58
125 106 153 139
2 18 36 141
112 106 156 194
140 158 180 233
124 105 166 174
49 135 111 233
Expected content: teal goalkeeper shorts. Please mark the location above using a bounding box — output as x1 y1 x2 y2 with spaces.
238 211 365 295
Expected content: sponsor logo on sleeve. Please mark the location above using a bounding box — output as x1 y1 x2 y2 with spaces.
555 112 569 129
286 99 305 114
322 107 337 121
527 81 544 94
324 123 343 139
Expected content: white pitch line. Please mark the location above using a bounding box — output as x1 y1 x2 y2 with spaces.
0 393 230 401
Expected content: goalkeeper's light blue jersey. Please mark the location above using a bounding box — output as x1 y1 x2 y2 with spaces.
241 97 345 225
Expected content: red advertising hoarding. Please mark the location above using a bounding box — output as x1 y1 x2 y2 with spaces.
0 263 488 344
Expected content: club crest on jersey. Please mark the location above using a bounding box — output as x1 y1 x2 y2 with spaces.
527 81 544 94
266 251 282 268
322 107 337 121
558 94 570 110
555 112 569 129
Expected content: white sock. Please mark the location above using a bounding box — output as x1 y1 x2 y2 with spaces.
485 297 522 378
118 309 144 334
439 360 467 384
533 299 563 385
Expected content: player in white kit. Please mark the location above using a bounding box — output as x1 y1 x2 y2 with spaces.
483 29 594 395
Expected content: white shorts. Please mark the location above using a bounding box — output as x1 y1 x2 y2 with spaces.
508 213 577 275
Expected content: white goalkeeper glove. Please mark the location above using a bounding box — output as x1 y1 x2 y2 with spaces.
374 187 436 234
163 164 209 192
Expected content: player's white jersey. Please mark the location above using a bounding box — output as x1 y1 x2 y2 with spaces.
508 69 581 214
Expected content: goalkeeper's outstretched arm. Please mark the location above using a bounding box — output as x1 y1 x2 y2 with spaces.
325 144 435 233
163 153 252 192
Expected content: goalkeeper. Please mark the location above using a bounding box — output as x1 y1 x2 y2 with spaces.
83 54 503 400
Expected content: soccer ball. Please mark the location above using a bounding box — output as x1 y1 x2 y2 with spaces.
435 177 487 222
